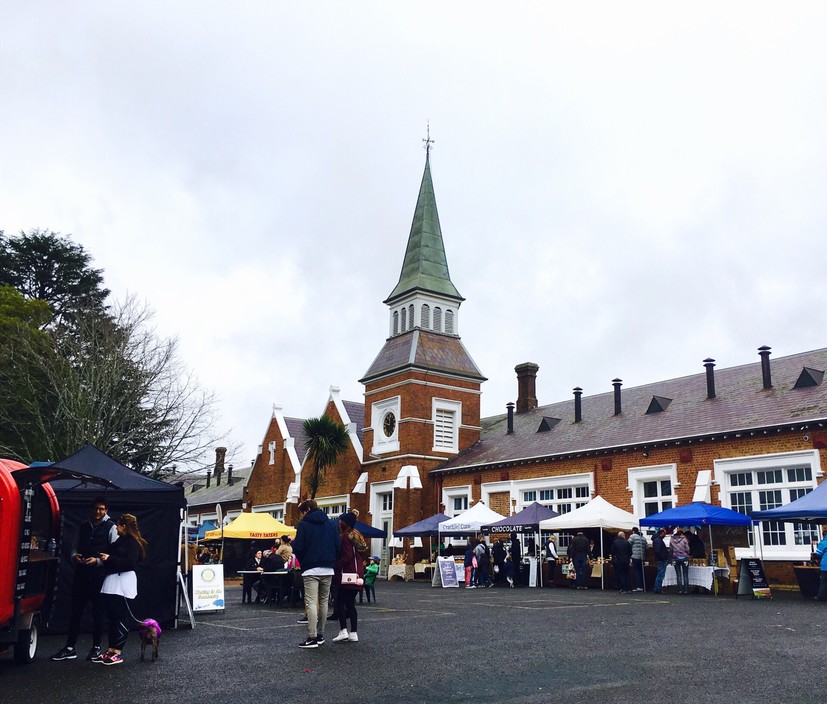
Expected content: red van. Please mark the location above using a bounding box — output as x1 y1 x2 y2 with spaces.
0 458 62 663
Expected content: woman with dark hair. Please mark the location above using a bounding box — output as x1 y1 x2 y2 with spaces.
332 512 367 644
243 549 263 604
96 513 148 665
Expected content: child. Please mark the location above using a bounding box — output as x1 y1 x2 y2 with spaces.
503 554 516 588
364 557 379 603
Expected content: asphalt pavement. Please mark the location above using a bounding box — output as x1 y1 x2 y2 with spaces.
2 580 825 704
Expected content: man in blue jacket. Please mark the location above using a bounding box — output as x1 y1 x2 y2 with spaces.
814 534 827 602
292 499 341 648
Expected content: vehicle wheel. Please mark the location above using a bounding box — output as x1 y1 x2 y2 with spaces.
13 620 38 663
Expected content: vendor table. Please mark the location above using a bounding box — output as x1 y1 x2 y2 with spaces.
387 564 414 581
662 565 729 591
414 563 434 579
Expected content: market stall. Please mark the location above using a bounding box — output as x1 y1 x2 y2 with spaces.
435 502 505 587
538 496 638 589
394 512 449 577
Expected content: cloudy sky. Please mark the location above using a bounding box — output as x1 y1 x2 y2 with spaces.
3 3 827 470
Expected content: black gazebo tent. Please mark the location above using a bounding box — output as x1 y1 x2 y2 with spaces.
44 444 186 632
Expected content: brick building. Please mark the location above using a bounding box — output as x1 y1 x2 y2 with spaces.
245 151 827 574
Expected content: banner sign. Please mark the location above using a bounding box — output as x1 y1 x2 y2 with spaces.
192 563 225 611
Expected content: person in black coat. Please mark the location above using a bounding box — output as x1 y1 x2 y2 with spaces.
244 549 263 603
652 528 669 593
492 539 507 585
510 533 522 586
610 531 633 594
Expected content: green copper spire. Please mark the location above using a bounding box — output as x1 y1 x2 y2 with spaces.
385 155 463 304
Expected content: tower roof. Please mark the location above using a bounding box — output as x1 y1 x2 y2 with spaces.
385 155 463 305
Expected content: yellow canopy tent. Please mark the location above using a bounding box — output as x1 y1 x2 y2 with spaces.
204 512 296 540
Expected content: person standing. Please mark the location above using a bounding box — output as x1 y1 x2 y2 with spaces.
96 513 148 665
332 512 367 643
363 557 379 603
292 499 341 649
628 527 648 592
685 528 707 593
669 529 691 594
544 535 558 587
510 533 522 587
475 539 492 587
813 534 827 601
464 540 476 589
243 549 263 603
569 531 591 590
51 497 118 662
492 539 506 585
652 528 669 593
611 531 633 594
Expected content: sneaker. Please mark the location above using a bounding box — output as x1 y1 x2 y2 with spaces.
347 632 359 642
633 588 643 592
87 646 103 662
102 653 123 666
296 616 308 624
315 634 325 646
51 646 77 661
332 630 349 643
298 637 318 649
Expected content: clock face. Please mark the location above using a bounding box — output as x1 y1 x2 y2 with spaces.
382 411 397 438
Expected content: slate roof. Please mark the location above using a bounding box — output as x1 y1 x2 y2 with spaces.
433 347 827 474
385 155 463 304
284 416 309 464
185 466 252 508
361 329 486 383
342 400 366 441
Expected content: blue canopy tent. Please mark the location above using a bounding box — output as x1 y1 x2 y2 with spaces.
640 502 752 593
751 480 827 522
355 519 386 539
394 513 450 538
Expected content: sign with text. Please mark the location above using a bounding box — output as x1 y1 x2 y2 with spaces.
437 556 460 588
192 563 225 611
737 558 772 599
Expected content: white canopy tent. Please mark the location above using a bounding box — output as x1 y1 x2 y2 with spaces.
438 501 506 535
538 496 639 589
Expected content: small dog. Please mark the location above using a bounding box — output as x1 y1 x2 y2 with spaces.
139 618 162 662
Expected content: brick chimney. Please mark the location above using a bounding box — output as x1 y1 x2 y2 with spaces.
214 446 227 486
515 362 539 413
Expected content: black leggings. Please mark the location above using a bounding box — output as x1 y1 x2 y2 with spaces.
337 588 358 632
104 594 134 651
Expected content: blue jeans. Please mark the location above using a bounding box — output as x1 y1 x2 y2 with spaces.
573 556 588 587
654 560 668 592
674 558 689 593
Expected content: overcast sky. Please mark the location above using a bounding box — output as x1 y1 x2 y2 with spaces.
3 3 827 471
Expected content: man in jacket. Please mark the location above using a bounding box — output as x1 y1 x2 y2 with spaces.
611 531 633 594
569 531 591 589
628 527 648 592
51 497 118 662
292 499 341 649
652 528 669 593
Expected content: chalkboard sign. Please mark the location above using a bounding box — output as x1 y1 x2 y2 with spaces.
737 558 772 599
437 556 459 588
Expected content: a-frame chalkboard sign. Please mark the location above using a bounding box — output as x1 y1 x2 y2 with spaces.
736 558 772 599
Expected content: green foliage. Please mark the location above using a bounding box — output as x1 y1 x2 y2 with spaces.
0 228 109 326
302 416 350 499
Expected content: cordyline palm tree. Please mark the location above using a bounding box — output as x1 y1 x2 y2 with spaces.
302 415 350 499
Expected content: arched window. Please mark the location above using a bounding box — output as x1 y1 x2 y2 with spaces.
400 307 407 331
408 304 414 328
445 309 454 334
433 307 442 331
393 311 399 335
421 304 430 329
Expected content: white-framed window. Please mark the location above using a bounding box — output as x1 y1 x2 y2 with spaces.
253 504 285 522
508 474 592 515
453 496 468 513
715 450 822 559
442 484 472 539
400 307 407 331
370 480 394 555
371 396 400 455
408 304 414 328
268 440 277 465
382 492 394 511
433 307 442 331
322 503 348 517
421 304 430 329
445 309 454 333
393 311 399 335
627 464 678 519
432 398 461 453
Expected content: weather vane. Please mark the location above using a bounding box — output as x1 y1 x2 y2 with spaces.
422 121 434 157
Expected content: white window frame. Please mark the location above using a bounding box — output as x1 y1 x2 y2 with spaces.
432 398 461 453
627 464 679 519
268 440 276 465
371 396 400 455
714 450 822 561
512 474 593 515
370 480 395 556
254 503 286 522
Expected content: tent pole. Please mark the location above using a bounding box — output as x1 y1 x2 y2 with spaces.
600 534 605 591
707 524 717 596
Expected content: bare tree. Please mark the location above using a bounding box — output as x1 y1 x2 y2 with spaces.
0 295 234 476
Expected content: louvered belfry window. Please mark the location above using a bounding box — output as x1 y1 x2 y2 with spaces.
445 309 454 333
433 307 442 331
400 307 407 331
421 304 430 329
434 408 455 449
